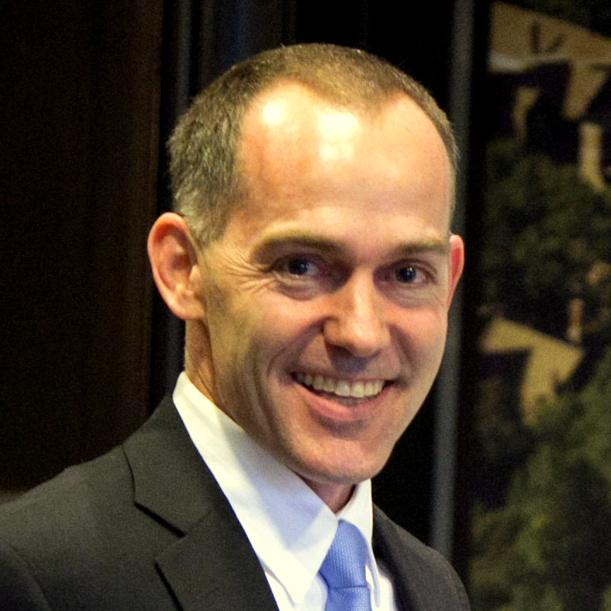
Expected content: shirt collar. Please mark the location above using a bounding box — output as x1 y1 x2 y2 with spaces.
172 372 382 606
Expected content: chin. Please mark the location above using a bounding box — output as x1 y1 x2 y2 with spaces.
291 446 391 488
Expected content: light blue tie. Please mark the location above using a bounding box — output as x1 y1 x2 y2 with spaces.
319 520 372 611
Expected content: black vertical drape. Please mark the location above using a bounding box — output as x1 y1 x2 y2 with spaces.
2 0 163 495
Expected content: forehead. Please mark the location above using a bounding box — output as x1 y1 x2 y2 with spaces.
238 82 450 165
227 83 453 240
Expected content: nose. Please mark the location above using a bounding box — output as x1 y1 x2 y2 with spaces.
323 273 390 358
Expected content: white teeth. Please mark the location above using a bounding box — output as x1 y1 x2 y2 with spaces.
295 373 385 399
335 381 351 397
352 381 365 398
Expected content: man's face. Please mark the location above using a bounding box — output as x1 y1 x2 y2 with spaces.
189 84 463 506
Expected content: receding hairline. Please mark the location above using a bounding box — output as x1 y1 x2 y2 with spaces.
239 72 457 168
233 80 456 211
169 43 457 244
242 76 427 116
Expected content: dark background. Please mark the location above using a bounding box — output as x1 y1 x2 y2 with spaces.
1 0 487 579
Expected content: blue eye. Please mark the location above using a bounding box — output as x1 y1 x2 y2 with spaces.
286 258 313 276
395 266 419 283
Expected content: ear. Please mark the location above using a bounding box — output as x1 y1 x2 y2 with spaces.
147 212 205 320
447 234 465 307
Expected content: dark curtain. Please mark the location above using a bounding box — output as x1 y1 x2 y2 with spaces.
2 0 163 493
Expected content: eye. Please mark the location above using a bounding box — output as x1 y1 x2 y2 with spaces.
285 258 315 277
271 255 333 297
274 256 322 280
395 265 423 284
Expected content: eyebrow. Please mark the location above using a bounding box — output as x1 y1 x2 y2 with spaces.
252 230 450 260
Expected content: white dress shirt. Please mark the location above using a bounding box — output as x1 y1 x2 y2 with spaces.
173 372 398 610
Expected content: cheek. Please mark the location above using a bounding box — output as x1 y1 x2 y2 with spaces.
399 308 448 361
256 294 321 345
203 289 263 387
210 294 301 385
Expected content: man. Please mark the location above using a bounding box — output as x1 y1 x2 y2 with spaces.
0 44 468 609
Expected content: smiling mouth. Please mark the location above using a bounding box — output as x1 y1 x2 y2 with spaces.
293 372 387 402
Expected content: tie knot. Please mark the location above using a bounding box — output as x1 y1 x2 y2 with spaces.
320 520 369 589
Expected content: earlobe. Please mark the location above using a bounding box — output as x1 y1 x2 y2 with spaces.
147 212 205 320
447 234 465 306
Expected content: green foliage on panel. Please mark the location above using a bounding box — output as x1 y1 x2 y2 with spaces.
471 348 611 610
481 138 611 341
471 137 611 609
510 0 611 37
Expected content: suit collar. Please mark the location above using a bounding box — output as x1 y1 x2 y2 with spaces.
123 397 278 610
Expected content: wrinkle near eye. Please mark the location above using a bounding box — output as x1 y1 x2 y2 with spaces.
203 248 279 296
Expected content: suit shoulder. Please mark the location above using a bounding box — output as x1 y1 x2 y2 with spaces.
0 445 131 551
0 445 167 609
0 539 53 610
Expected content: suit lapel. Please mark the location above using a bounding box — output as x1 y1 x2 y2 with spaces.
373 506 421 611
123 398 278 611
155 501 278 610
373 506 470 611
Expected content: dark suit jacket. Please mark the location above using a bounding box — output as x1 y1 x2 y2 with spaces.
0 398 470 610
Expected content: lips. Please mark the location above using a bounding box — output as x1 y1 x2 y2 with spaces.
293 372 385 399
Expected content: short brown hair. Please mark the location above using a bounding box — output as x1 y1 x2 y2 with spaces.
169 43 456 245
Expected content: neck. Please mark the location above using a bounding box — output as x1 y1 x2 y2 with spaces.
300 477 355 513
